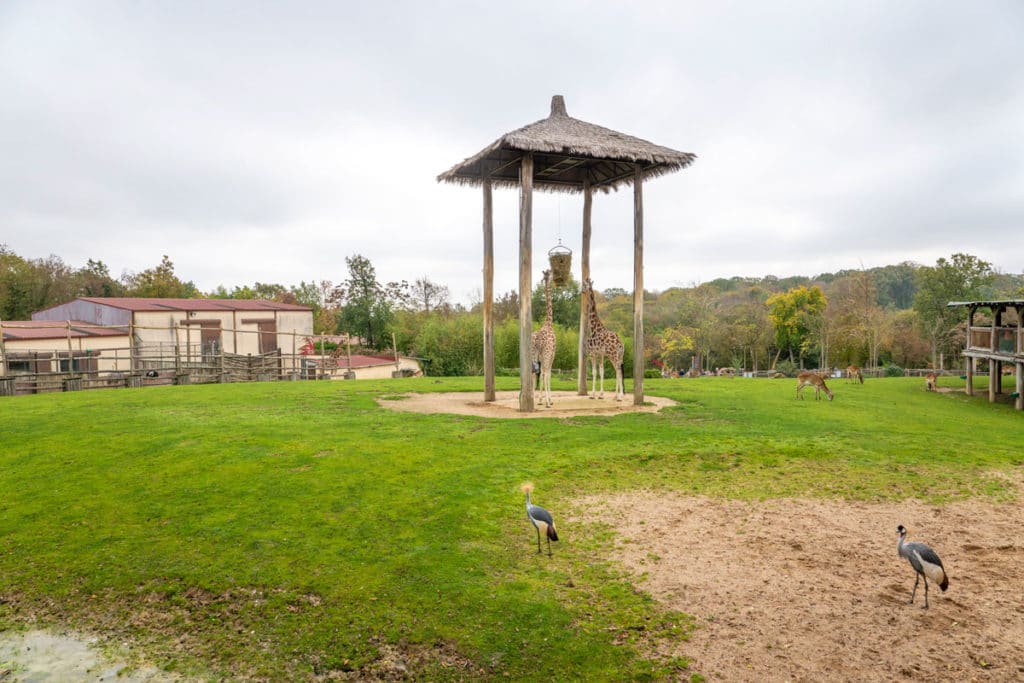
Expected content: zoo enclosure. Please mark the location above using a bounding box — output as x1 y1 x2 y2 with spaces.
0 321 402 396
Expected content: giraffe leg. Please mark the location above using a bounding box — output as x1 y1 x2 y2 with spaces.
598 360 605 399
589 358 597 399
615 364 624 401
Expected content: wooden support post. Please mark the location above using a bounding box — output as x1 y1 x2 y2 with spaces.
989 359 997 404
965 356 974 396
392 332 400 372
1016 361 1023 411
66 321 74 376
129 319 136 374
0 318 8 376
632 165 645 405
577 179 592 395
482 179 496 401
518 152 535 412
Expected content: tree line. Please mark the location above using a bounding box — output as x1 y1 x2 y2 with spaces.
3 243 1022 375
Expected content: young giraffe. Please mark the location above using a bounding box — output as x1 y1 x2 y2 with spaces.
530 270 556 407
582 278 625 401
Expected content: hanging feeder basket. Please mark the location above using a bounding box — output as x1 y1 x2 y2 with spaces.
548 243 573 287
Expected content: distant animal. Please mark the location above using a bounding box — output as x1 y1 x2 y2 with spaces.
581 278 625 401
145 370 159 378
530 270 556 408
521 482 558 556
796 371 834 401
896 525 948 608
925 372 938 391
846 365 864 384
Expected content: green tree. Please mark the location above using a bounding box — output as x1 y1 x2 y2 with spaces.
330 254 407 349
913 253 994 368
766 285 828 367
75 259 124 298
122 255 198 298
531 275 580 328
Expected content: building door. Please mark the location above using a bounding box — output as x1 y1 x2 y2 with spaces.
258 321 278 354
199 321 222 360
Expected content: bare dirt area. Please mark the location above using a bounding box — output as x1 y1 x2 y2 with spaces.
0 630 183 682
574 491 1024 682
377 390 675 418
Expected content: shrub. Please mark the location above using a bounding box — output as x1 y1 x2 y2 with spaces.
884 364 905 377
774 360 798 377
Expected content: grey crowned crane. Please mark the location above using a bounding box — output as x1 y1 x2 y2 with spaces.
522 482 558 556
897 524 949 608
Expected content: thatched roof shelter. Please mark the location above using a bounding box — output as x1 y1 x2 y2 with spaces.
439 95 695 412
438 96 695 192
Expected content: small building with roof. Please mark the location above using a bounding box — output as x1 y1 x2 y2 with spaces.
31 297 313 358
948 299 1023 410
0 320 130 375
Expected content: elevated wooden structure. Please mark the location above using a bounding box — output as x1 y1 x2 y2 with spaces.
439 95 695 411
949 299 1024 410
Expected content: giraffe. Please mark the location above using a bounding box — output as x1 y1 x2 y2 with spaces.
581 278 624 401
530 270 556 407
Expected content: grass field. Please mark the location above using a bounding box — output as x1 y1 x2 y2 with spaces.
1 375 1021 680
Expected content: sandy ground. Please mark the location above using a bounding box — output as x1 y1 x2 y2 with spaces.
575 491 1024 682
0 630 183 682
377 390 676 418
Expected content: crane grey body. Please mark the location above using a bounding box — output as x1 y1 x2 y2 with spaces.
522 483 558 556
897 524 948 608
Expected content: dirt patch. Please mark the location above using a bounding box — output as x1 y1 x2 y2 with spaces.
377 390 675 419
0 630 182 682
574 493 1024 682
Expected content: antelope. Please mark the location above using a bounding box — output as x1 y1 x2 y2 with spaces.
796 371 834 401
846 365 864 384
925 372 938 391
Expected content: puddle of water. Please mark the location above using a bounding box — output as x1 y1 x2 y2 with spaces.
0 630 183 682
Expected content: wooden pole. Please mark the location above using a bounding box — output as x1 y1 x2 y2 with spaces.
966 355 974 396
577 178 592 395
632 165 645 405
66 321 74 376
482 179 496 401
392 332 400 372
0 318 8 376
518 152 535 412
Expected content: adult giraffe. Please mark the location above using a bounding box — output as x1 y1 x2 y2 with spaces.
581 278 624 401
530 270 556 407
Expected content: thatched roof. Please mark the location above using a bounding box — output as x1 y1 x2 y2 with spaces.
438 95 696 193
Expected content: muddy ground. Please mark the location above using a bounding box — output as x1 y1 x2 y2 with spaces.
575 491 1024 682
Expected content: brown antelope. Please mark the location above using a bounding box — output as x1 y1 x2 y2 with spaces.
796 370 834 401
925 372 938 391
846 365 864 384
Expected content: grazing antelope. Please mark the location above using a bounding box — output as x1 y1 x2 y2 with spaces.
846 365 864 384
796 371 834 401
925 372 938 391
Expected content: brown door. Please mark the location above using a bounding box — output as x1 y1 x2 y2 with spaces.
258 321 278 353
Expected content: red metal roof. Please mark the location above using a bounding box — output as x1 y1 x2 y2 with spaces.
2 320 128 341
75 297 311 312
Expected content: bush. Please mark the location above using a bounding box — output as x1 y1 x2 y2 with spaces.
884 364 905 377
644 369 661 379
774 360 798 377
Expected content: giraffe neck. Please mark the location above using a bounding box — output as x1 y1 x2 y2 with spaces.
544 277 553 326
587 290 605 334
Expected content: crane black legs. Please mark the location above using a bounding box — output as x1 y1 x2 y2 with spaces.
534 527 552 556
909 574 930 608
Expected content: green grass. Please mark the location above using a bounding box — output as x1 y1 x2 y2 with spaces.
1 376 1021 680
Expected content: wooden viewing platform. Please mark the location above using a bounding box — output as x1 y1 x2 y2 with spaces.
949 299 1024 410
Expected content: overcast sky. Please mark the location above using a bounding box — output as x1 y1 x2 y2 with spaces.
2 1 1022 304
